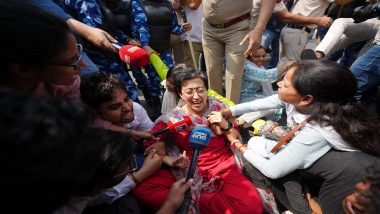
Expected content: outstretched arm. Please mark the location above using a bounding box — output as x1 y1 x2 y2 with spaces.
240 0 275 56
274 8 333 28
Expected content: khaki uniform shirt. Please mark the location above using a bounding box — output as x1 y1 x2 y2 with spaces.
203 0 252 24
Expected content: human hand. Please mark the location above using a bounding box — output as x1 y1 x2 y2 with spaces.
128 38 141 47
182 22 192 32
317 16 333 28
158 178 193 213
209 123 223 135
221 108 233 119
143 45 158 56
172 151 190 169
240 28 263 57
144 141 166 157
208 111 229 129
85 27 118 53
136 149 163 181
131 130 159 141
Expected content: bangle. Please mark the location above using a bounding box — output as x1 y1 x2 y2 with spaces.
131 172 141 184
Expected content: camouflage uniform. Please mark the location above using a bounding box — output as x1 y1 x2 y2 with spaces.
130 0 186 91
64 0 151 102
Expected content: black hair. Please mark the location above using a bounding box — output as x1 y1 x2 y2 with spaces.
0 89 106 213
172 64 208 96
291 60 380 156
89 129 136 190
0 0 71 72
247 45 265 59
80 71 127 109
166 67 173 79
357 165 380 213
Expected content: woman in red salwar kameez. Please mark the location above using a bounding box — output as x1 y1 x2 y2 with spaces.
134 65 262 214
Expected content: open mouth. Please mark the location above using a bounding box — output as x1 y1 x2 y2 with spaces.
191 99 202 106
123 112 134 122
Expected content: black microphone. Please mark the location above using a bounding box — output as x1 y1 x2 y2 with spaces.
179 0 188 23
177 127 211 214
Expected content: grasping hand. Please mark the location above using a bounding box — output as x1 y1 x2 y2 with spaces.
182 22 192 32
221 108 233 120
85 27 118 53
134 149 163 183
143 45 158 56
131 130 159 141
208 111 229 129
173 151 190 169
128 38 141 47
240 28 262 57
317 16 333 28
157 178 193 214
144 141 166 157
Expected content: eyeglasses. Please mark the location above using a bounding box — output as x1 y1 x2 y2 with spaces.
48 44 83 69
182 87 206 97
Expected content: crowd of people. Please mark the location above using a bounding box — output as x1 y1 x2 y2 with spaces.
1 0 380 213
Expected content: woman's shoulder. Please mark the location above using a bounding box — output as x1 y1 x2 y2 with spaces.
293 126 327 145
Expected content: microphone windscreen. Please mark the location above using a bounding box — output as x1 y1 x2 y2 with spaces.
119 45 149 68
150 53 169 80
189 127 211 150
167 116 193 133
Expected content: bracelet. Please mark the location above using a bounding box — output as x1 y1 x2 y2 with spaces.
125 128 132 136
221 121 233 132
130 172 141 184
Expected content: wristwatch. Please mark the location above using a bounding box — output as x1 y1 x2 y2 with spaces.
125 128 132 136
221 121 233 132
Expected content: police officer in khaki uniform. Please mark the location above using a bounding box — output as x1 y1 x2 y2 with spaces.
202 0 275 103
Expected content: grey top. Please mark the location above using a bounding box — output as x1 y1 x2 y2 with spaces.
230 95 353 179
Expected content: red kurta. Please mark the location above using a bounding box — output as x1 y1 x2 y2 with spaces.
134 99 262 213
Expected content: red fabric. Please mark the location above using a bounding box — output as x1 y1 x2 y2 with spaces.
135 121 263 213
119 45 149 68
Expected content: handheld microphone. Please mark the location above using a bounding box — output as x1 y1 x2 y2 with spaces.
177 127 211 214
152 116 193 137
114 44 150 68
179 0 188 22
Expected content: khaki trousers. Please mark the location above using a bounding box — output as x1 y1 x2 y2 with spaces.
202 19 249 104
182 41 203 70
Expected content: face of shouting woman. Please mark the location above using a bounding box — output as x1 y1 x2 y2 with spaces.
179 78 208 115
276 67 313 111
98 88 134 126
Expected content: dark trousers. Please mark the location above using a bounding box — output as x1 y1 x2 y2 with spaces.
242 158 311 214
83 193 141 214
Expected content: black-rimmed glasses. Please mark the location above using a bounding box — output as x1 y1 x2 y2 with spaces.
49 44 83 69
